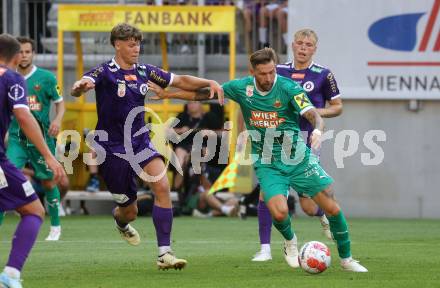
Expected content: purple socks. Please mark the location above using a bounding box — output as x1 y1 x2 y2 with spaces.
152 205 173 247
6 214 42 271
315 207 325 217
257 200 272 245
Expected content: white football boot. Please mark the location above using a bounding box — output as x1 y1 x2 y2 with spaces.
341 257 368 272
283 235 300 268
252 250 272 262
45 226 61 241
116 224 140 246
157 251 187 270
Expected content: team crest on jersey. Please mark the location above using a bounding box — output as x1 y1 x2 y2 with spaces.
273 99 282 108
117 80 126 97
303 81 314 92
140 83 149 95
33 84 41 91
8 84 25 101
246 85 254 97
293 93 311 109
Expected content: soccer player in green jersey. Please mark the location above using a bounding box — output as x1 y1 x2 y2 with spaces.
147 48 368 272
1 37 65 241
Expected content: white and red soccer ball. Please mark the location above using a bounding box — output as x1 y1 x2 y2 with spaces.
299 241 331 274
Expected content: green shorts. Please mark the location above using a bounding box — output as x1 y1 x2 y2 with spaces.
254 153 333 203
6 135 56 180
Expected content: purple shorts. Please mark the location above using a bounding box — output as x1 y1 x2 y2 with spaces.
0 158 37 212
99 148 163 207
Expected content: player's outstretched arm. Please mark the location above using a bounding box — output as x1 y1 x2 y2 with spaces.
317 97 343 118
147 81 224 105
14 108 65 182
302 108 325 150
71 78 95 97
171 75 224 104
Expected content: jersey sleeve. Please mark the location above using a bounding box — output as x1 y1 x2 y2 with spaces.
145 64 173 88
83 64 105 85
323 70 341 101
289 83 315 115
221 80 241 103
7 73 28 111
47 74 63 103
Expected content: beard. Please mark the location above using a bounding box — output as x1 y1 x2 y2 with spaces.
18 62 31 70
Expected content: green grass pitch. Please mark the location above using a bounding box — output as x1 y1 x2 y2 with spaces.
1 216 439 288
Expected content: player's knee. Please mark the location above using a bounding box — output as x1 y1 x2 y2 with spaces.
121 208 138 222
152 180 170 198
302 206 316 217
323 205 339 216
272 208 289 222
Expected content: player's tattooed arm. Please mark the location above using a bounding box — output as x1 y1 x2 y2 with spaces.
303 108 325 150
147 81 224 105
303 108 324 132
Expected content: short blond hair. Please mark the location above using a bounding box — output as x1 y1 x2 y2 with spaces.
294 28 318 44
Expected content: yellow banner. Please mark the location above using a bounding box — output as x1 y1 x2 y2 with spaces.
58 5 235 33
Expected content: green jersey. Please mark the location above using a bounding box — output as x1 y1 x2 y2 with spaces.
223 75 314 166
8 66 62 139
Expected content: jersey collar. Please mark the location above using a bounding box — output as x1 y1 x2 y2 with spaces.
23 65 37 80
291 60 314 71
111 58 136 70
254 74 278 96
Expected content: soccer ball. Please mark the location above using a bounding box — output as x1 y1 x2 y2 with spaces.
299 241 331 274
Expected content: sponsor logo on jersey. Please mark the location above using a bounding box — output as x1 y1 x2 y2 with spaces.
124 74 138 81
56 85 61 96
149 70 168 86
327 73 338 93
140 83 149 95
8 84 25 101
128 83 138 89
310 66 323 73
138 68 146 77
250 111 285 128
91 66 104 78
291 73 305 80
293 93 312 109
117 79 126 97
303 81 315 92
246 85 254 97
28 95 42 111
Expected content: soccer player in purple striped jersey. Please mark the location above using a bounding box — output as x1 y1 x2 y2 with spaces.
0 34 65 288
71 23 223 271
252 28 344 262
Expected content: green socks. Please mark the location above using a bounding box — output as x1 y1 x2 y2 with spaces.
328 210 351 258
273 215 294 241
45 186 61 227
0 212 4 225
